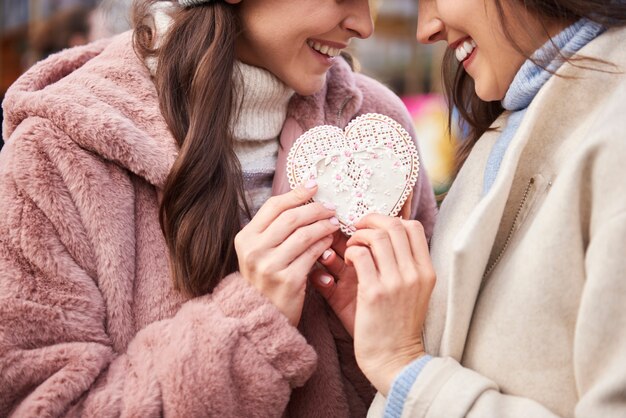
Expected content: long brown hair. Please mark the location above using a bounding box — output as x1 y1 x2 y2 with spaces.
445 0 626 173
133 0 247 296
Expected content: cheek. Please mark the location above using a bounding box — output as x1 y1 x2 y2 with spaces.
437 0 464 25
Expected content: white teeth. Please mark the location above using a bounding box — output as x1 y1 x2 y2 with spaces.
308 40 342 57
463 41 473 54
455 39 476 63
455 46 467 62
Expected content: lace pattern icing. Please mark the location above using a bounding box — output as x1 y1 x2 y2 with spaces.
286 113 419 235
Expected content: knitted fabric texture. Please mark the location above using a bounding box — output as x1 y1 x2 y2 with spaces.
146 4 294 219
232 61 294 219
483 18 605 194
384 355 433 418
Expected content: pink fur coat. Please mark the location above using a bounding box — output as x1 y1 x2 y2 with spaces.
0 32 436 417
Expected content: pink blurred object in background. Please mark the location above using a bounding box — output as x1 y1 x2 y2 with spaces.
402 94 458 195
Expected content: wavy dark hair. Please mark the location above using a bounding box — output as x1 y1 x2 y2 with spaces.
445 0 626 173
132 0 246 296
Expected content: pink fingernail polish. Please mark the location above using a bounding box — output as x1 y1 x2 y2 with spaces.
320 275 333 285
305 179 317 189
330 217 339 225
322 249 333 260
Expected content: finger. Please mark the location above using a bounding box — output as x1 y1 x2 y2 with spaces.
344 245 378 287
310 263 358 338
401 220 432 269
331 230 348 258
400 219 436 319
404 221 436 306
248 181 319 232
353 214 415 278
262 201 337 247
309 267 336 300
285 234 335 278
400 191 414 220
318 247 347 279
271 219 339 267
347 229 401 279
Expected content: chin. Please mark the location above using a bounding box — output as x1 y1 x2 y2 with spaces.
475 87 505 103
291 75 327 97
474 79 507 102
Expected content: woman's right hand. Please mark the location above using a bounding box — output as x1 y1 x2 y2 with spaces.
234 180 340 326
345 215 435 396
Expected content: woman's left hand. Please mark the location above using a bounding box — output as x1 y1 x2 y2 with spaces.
345 214 436 396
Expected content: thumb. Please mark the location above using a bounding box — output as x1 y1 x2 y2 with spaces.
309 267 336 302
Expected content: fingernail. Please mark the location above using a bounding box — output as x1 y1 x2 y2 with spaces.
305 179 317 189
323 202 336 210
330 217 339 225
320 275 333 285
322 249 333 260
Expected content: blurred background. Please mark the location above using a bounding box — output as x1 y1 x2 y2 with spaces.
0 0 459 196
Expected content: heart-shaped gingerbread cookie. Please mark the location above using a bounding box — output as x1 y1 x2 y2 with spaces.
286 113 419 235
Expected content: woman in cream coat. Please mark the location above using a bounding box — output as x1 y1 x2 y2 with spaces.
312 0 626 416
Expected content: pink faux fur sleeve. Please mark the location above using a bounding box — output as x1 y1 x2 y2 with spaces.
0 117 317 417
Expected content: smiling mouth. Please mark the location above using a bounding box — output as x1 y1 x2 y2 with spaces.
307 40 342 58
455 39 477 63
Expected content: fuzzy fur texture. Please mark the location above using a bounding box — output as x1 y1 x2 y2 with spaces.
0 32 436 417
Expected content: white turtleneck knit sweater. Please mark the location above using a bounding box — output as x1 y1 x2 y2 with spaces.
148 4 294 220
231 61 294 219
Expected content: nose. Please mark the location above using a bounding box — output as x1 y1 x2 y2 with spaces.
341 0 375 39
416 1 445 44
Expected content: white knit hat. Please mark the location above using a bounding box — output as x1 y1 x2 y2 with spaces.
178 0 214 7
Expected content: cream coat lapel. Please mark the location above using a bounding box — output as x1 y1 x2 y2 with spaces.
426 110 538 359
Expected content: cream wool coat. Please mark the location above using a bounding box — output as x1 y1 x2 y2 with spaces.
369 27 626 417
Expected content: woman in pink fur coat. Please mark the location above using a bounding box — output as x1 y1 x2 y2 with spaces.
0 0 436 416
